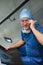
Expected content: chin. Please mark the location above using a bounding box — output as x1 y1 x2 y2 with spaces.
25 27 30 30
23 26 30 30
24 28 29 30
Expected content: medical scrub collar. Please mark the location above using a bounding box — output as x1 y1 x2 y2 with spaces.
22 29 30 34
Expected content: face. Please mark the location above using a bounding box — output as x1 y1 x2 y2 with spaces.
20 17 31 30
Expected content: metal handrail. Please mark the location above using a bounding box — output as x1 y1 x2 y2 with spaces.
0 0 29 25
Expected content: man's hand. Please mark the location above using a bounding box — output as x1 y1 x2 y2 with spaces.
5 46 11 50
29 19 37 29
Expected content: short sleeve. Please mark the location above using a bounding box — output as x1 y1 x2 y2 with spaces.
21 31 24 41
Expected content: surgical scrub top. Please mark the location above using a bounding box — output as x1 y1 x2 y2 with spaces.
17 23 43 65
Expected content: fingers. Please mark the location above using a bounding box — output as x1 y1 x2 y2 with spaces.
29 19 35 29
5 46 10 50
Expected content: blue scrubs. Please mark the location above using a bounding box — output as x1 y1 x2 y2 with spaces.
17 23 43 65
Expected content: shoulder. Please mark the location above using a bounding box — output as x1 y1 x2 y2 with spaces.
35 23 43 33
21 31 25 41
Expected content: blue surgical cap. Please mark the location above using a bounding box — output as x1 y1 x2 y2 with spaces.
20 9 33 19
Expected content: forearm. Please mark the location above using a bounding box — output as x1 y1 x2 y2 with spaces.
12 39 24 48
31 27 43 45
7 39 24 49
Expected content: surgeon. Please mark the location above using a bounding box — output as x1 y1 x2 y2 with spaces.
6 9 43 65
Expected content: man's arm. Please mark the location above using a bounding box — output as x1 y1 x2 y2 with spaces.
30 20 43 45
31 27 43 45
6 39 24 50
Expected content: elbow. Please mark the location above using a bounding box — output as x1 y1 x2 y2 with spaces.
40 41 43 45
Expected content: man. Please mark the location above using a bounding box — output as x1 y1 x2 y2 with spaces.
6 9 43 65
